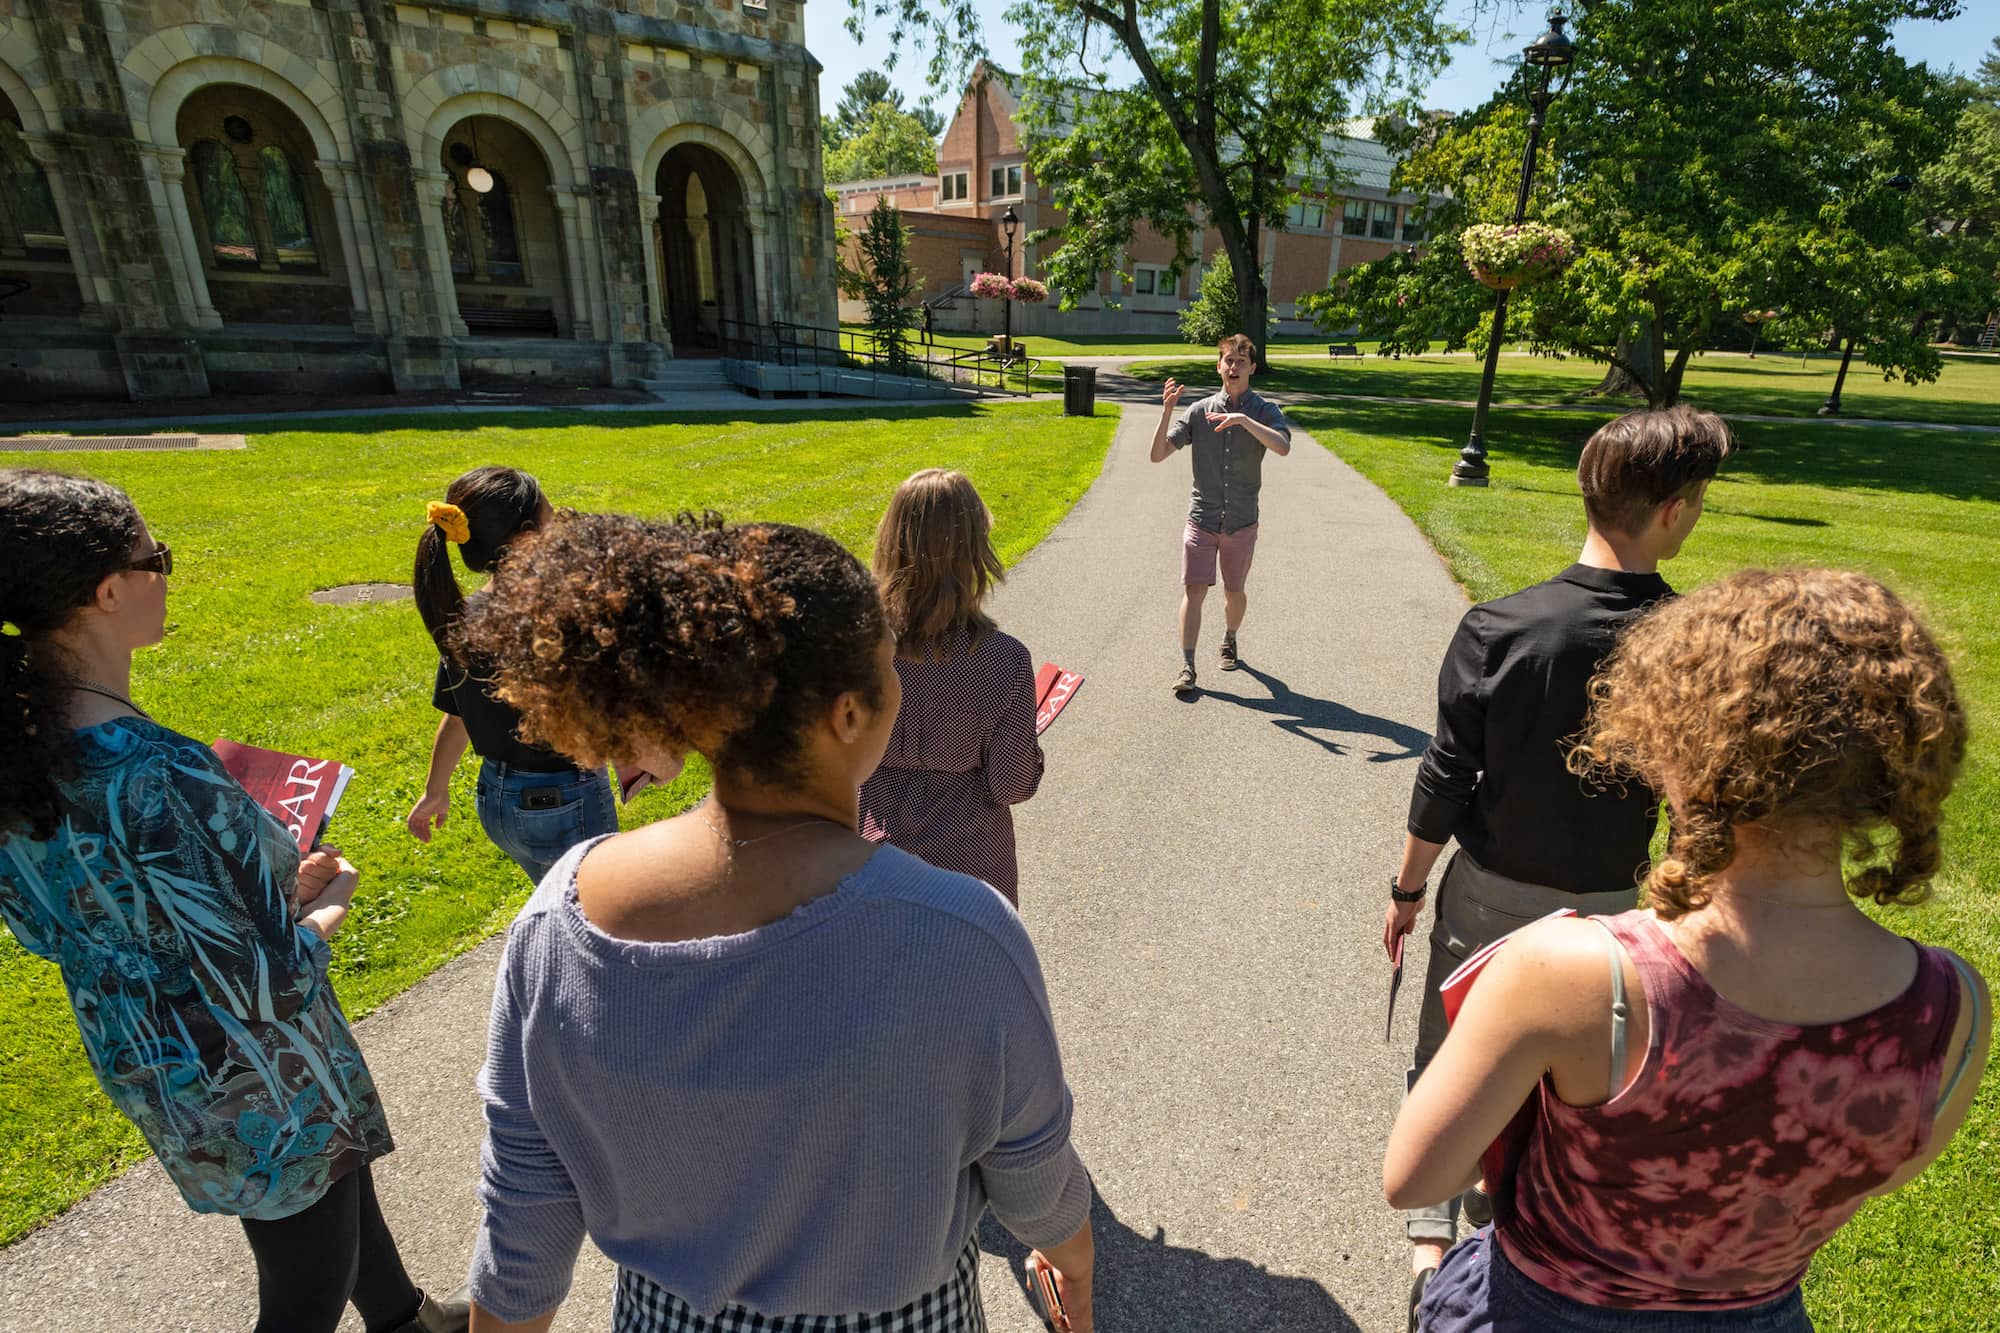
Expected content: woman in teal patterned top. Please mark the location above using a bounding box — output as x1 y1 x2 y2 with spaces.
0 470 464 1333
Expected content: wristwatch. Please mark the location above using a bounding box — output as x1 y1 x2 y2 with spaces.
1390 875 1427 903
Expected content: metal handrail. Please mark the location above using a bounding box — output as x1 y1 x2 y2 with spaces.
718 317 1041 396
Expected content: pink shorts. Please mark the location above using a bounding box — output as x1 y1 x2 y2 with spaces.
1183 521 1259 591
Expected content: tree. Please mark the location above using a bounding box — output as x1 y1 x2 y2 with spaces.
1176 252 1273 345
842 0 1455 368
1303 0 1971 408
823 102 941 183
823 69 944 150
854 197 923 372
1910 38 2000 342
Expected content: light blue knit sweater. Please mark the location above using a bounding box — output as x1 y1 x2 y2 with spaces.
468 839 1092 1322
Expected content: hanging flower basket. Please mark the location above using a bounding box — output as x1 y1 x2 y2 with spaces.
1461 222 1575 291
969 271 1014 300
1011 277 1049 304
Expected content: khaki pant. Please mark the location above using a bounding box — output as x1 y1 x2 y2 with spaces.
1404 851 1638 1245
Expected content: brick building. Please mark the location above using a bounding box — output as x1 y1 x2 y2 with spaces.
831 67 1435 339
0 0 837 401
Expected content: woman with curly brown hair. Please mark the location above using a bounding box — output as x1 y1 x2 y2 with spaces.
455 514 1094 1333
860 469 1044 905
1385 568 1990 1332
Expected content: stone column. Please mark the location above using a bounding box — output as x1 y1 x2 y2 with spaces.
637 190 669 346
315 160 379 335
550 187 594 340
146 147 222 330
747 209 774 328
23 134 113 328
413 171 468 337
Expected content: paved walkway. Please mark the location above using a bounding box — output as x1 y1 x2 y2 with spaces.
0 395 1471 1332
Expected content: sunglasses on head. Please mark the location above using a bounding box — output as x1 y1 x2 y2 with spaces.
129 543 173 577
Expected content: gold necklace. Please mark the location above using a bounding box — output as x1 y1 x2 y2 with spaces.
697 800 834 849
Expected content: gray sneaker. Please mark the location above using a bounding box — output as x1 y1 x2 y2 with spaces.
1219 637 1240 670
1172 664 1198 696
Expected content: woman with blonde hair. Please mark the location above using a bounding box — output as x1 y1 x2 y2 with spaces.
1387 568 1990 1331
860 468 1044 905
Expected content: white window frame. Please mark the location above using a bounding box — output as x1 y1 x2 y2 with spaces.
940 171 968 203
988 162 1023 200
1286 200 1325 230
1130 263 1172 297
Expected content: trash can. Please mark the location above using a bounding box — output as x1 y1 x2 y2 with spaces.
1062 364 1097 416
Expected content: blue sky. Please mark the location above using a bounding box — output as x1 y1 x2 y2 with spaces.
805 1 2000 126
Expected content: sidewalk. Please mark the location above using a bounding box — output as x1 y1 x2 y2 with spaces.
0 395 1471 1332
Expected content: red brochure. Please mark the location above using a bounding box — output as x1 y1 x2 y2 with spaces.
1033 663 1085 735
1440 907 1577 1024
1439 907 1578 1217
211 738 355 854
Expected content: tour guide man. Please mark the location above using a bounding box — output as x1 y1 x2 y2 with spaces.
1381 403 1732 1331
1151 332 1293 697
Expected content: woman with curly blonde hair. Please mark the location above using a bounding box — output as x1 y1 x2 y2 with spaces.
1386 568 1990 1331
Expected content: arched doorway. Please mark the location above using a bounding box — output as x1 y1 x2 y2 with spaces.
174 84 350 326
438 115 571 337
657 144 755 353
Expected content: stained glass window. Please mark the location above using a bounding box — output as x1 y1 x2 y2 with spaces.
0 119 63 249
258 145 317 267
193 139 258 264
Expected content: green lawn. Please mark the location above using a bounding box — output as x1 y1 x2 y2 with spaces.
1295 400 1999 1331
1129 349 2000 427
0 401 1117 1246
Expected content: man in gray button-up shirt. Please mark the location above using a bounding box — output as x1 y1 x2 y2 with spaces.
1150 333 1293 696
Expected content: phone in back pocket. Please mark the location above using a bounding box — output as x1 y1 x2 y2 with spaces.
520 788 563 812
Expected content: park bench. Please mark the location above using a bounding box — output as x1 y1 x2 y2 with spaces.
1326 342 1365 359
461 306 560 337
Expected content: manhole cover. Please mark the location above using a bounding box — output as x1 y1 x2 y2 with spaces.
310 582 414 606
0 433 247 451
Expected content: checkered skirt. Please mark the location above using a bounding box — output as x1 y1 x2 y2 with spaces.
612 1233 987 1333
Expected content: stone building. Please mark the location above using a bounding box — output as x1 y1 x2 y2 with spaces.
0 0 837 401
830 66 1435 339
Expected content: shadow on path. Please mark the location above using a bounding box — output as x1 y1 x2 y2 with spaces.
1199 663 1430 763
979 1194 1363 1333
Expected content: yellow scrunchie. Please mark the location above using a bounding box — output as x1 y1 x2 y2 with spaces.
426 501 471 545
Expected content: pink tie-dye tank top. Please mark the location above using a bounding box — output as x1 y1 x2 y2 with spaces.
1500 910 1964 1310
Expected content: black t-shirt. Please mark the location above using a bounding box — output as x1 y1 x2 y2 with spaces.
1407 564 1672 895
433 655 578 774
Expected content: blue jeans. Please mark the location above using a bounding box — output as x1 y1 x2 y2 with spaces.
1420 1228 1814 1333
474 760 618 885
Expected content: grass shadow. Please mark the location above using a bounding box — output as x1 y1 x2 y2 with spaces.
978 1192 1362 1333
1199 662 1430 762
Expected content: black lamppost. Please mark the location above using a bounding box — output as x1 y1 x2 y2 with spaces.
1819 173 1915 417
1450 8 1576 487
1001 204 1020 357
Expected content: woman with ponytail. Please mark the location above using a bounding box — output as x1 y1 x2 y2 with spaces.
0 469 464 1333
405 466 624 884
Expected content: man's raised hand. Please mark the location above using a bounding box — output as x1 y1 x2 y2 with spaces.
1161 377 1183 412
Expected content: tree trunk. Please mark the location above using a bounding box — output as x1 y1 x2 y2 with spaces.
1593 325 1652 400
1218 222 1268 372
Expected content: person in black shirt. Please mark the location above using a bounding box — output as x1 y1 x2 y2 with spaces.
405 467 634 884
1383 405 1733 1326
